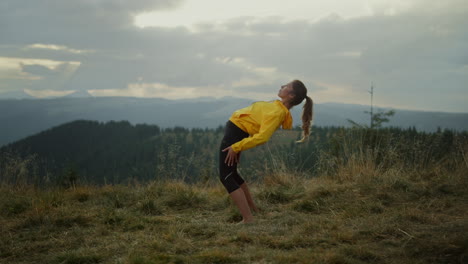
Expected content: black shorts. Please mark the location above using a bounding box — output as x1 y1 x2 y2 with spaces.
219 121 250 193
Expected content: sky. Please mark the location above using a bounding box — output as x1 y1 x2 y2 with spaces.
0 0 467 112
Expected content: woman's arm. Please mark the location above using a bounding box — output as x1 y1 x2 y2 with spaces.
230 113 284 153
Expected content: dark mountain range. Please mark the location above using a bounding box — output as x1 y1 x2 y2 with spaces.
1 96 467 147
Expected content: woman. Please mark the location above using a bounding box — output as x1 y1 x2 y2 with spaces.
220 79 313 223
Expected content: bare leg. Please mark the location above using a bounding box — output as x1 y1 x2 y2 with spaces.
229 188 254 223
240 182 259 213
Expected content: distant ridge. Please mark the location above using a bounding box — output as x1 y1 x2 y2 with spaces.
0 89 36 99
0 97 467 146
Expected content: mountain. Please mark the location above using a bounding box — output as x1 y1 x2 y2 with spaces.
63 90 94 98
0 96 467 147
0 96 251 147
0 120 165 185
315 103 468 131
0 89 36 99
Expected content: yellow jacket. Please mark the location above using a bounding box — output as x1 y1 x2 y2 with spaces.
229 100 292 153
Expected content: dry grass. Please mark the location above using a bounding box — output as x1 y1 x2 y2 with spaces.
1 163 467 264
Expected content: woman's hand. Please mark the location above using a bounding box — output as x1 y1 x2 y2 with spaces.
222 146 241 166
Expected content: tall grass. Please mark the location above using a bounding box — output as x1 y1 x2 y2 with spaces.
316 128 467 182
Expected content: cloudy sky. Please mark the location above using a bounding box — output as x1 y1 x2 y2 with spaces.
1 0 467 112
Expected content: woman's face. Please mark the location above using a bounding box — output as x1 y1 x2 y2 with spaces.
278 82 295 99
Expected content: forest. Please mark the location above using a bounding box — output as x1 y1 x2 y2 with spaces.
1 120 466 188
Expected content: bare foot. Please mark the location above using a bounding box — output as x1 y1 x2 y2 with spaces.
237 218 254 225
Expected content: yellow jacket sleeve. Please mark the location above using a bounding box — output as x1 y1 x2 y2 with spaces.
231 113 284 153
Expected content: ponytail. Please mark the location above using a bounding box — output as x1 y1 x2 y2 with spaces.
296 96 313 143
289 80 313 143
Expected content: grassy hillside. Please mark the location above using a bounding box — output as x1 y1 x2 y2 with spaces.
1 146 467 263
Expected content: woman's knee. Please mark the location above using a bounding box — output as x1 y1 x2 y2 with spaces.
220 171 241 193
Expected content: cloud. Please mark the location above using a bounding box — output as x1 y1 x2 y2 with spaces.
27 44 93 54
19 61 81 91
0 56 80 91
0 0 184 48
89 82 223 99
24 89 75 98
0 0 467 111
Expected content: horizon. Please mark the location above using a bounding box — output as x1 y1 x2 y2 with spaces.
1 89 468 114
1 0 467 112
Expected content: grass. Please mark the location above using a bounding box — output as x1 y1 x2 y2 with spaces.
1 128 467 263
0 164 466 264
